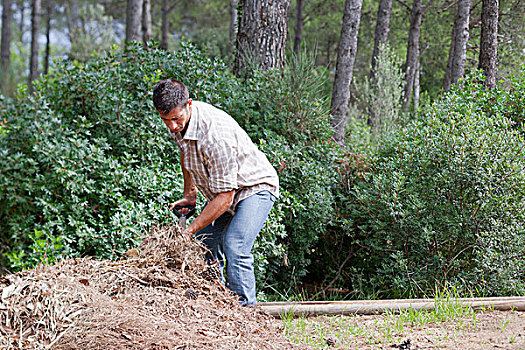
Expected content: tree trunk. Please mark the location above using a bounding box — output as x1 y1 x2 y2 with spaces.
142 0 152 43
43 0 51 75
1 0 13 90
329 0 363 145
370 0 392 79
479 0 498 89
413 53 420 114
444 0 471 91
29 0 41 93
229 0 239 58
66 0 78 42
160 0 169 50
293 0 306 56
443 24 456 90
125 0 143 43
402 0 422 111
18 0 24 42
234 0 291 75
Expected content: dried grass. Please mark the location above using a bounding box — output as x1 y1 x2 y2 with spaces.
0 226 306 349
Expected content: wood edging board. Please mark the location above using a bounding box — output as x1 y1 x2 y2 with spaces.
258 296 525 317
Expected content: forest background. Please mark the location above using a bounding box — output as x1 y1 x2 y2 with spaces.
0 0 524 301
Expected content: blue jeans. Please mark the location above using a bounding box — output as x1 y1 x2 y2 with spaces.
195 190 276 306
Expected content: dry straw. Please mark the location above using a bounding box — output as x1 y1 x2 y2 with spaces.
0 226 304 349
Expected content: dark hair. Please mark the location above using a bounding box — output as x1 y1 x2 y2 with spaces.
152 79 189 114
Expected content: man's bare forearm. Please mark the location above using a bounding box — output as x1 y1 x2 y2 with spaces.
184 190 235 235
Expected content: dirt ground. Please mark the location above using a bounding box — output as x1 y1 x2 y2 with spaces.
1 225 523 350
278 309 525 349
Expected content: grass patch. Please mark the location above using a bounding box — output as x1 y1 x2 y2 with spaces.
280 291 482 349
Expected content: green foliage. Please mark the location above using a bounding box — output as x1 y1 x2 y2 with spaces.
341 70 525 298
191 27 230 60
0 43 339 296
0 44 183 269
349 45 406 141
245 52 341 289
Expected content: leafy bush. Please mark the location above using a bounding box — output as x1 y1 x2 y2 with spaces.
0 42 340 295
0 46 183 270
341 71 525 297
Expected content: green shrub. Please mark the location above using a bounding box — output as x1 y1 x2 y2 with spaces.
348 45 406 141
0 42 339 295
341 71 525 297
0 46 183 270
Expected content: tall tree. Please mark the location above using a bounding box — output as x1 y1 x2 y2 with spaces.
293 0 307 56
402 0 422 111
229 0 239 58
29 0 41 93
68 0 78 40
160 0 180 50
142 0 152 43
125 0 143 43
18 0 24 42
43 0 52 75
161 0 169 49
1 0 13 90
479 0 498 89
330 0 363 145
443 0 471 90
413 52 420 113
234 0 291 74
370 0 392 79
443 23 456 90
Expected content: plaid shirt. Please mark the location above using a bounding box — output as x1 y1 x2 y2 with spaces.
171 101 279 212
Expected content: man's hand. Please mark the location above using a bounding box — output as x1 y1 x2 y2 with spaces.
169 197 196 215
181 229 193 238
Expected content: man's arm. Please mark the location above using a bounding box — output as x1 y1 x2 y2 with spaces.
183 190 235 236
169 153 197 210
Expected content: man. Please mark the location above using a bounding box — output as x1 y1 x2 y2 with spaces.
152 79 279 306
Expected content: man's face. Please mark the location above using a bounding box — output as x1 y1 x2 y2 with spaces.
159 100 192 134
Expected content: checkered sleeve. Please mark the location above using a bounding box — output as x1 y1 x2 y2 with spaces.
204 139 239 193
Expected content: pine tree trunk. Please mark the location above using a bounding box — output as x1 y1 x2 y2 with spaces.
234 0 291 75
444 0 471 90
66 0 78 42
413 53 420 114
479 0 498 89
142 0 152 43
43 0 51 75
293 0 306 56
1 0 13 90
330 0 363 145
370 0 392 79
126 0 143 43
18 0 24 42
229 0 239 58
443 24 456 90
70 0 78 28
29 0 41 93
160 0 169 50
402 0 422 111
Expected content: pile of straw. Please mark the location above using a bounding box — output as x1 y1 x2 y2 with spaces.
0 226 304 349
